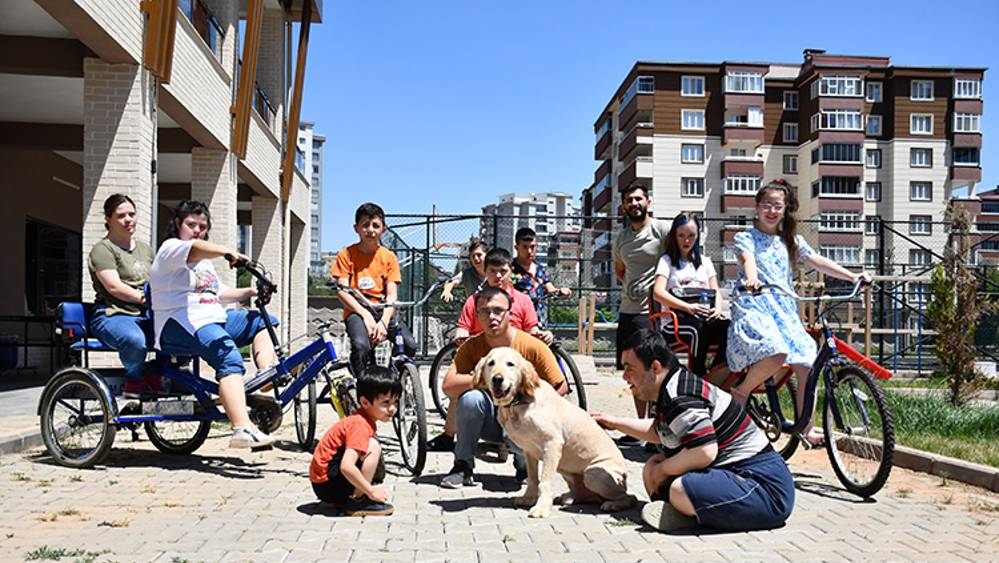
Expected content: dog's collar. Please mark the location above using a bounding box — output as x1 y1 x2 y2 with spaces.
501 393 531 408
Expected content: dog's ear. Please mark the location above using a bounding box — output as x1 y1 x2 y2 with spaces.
471 354 490 390
516 353 541 400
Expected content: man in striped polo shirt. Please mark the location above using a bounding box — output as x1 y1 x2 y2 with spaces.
592 329 795 532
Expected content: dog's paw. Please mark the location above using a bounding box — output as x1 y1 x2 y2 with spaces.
599 494 638 512
515 493 539 507
528 502 552 518
555 492 575 506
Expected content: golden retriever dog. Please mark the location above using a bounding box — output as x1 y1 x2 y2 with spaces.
473 347 636 518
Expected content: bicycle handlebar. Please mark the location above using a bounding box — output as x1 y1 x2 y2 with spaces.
224 253 277 304
327 277 450 313
531 291 573 304
733 278 869 303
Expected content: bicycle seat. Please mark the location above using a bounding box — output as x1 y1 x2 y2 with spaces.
58 302 115 352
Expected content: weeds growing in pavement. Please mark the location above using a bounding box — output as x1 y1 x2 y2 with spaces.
12 472 30 482
24 546 111 561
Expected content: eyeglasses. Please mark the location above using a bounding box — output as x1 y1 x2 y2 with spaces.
759 203 786 212
476 307 510 318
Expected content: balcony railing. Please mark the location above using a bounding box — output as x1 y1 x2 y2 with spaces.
295 147 305 173
179 0 224 61
253 84 276 130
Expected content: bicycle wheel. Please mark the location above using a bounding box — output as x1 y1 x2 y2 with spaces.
428 342 457 418
294 380 317 451
40 370 116 468
144 419 210 455
823 365 895 498
393 362 428 475
552 344 587 410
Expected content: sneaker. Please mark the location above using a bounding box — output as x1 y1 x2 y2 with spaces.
343 495 394 517
229 426 274 449
440 460 474 489
426 433 455 452
641 501 697 532
122 380 144 399
615 435 640 446
644 442 658 453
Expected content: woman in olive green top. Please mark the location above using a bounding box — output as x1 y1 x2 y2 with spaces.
88 194 157 398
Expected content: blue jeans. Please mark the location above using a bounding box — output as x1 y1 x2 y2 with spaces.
90 307 151 381
453 389 523 470
159 310 278 381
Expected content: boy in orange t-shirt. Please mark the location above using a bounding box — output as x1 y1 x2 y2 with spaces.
331 203 416 377
310 366 400 516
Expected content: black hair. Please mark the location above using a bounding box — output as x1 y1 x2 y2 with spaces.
164 200 211 241
467 239 489 254
357 365 402 402
665 212 703 269
620 180 650 197
474 286 512 308
514 227 536 244
355 202 386 225
484 247 513 269
103 193 135 231
623 329 679 373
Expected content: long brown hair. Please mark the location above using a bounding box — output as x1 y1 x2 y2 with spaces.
755 179 799 264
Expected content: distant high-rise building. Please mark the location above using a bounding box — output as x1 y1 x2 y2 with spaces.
298 121 326 277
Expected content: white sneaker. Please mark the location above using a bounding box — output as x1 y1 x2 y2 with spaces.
641 501 697 532
229 426 274 449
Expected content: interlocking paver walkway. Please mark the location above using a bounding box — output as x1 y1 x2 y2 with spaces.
1 369 997 562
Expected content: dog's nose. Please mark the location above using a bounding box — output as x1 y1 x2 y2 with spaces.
491 375 503 384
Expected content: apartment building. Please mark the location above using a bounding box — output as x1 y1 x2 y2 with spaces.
297 121 325 277
480 192 582 262
0 0 322 370
583 49 985 283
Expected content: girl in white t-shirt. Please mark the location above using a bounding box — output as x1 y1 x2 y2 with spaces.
149 200 278 450
651 213 729 376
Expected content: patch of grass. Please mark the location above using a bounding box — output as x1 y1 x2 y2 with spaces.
36 479 53 488
69 475 83 483
25 546 111 561
97 518 131 528
607 517 634 527
58 509 80 517
882 377 950 390
106 479 118 487
501 534 515 543
12 472 31 482
896 487 912 499
885 391 999 468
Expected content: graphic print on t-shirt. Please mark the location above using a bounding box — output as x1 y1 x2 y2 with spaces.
194 265 221 305
357 276 376 291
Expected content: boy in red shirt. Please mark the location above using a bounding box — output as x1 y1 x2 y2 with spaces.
309 366 400 516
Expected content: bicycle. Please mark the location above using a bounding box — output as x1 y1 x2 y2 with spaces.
327 277 449 476
428 292 587 418
652 279 895 498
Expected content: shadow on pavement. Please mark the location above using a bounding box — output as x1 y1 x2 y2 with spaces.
27 449 310 480
620 445 653 463
430 496 518 512
794 479 876 504
296 501 346 517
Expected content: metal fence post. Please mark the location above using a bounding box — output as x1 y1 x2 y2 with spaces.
423 216 431 357
878 217 887 365
491 213 499 248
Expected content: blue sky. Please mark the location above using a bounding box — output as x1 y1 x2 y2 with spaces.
300 0 999 252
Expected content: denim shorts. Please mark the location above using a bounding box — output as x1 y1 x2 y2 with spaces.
672 446 795 531
159 310 278 381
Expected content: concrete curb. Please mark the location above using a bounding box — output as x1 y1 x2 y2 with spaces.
0 428 43 457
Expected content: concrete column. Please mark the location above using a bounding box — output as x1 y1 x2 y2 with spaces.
252 195 283 326
191 147 238 287
289 217 309 350
82 58 156 301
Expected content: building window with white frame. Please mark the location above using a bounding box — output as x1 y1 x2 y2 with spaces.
865 249 880 267
866 115 882 136
681 76 705 96
866 149 882 169
816 110 864 130
910 114 933 135
730 148 747 157
783 91 798 110
954 78 982 99
681 177 704 198
911 80 934 100
682 109 705 130
910 181 932 201
953 147 980 165
866 182 881 202
680 143 704 163
910 147 932 167
820 245 861 265
866 217 879 235
866 82 882 102
783 122 798 143
954 113 982 133
820 177 861 196
725 174 760 194
819 76 864 97
909 249 931 267
725 71 764 93
909 215 932 236
820 212 862 232
783 154 798 174
820 143 862 162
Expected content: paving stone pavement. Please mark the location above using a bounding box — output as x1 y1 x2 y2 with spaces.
1 369 997 563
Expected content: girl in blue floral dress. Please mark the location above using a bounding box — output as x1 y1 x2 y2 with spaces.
727 180 870 446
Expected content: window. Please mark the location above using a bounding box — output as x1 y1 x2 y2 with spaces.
681 144 704 163
910 114 933 135
681 178 704 197
866 115 882 136
819 76 864 97
820 246 862 265
910 148 932 167
954 113 982 133
865 249 881 267
866 82 882 102
783 155 798 174
911 80 934 100
909 249 931 267
820 177 861 196
725 71 764 93
953 147 980 165
910 181 932 201
725 175 760 194
820 143 862 162
621 75 654 107
682 109 705 130
681 76 705 96
954 78 982 99
815 110 864 130
783 91 799 110
726 108 764 127
865 182 882 202
983 202 999 213
866 217 880 235
783 123 798 143
866 149 882 169
910 215 932 236
730 148 747 157
820 212 862 232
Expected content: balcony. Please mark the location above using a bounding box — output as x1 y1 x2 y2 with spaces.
179 0 225 61
720 224 751 243
592 177 612 212
721 158 764 178
595 126 613 160
618 123 653 161
818 197 863 211
619 92 654 132
951 165 982 183
952 133 982 148
723 125 764 145
617 157 653 189
720 194 756 213
594 159 612 184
